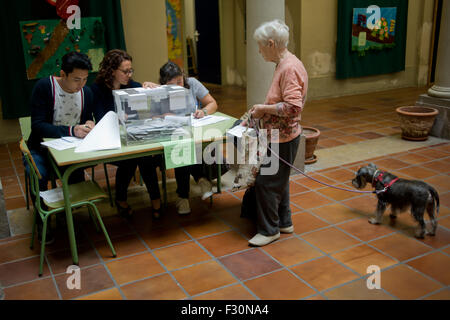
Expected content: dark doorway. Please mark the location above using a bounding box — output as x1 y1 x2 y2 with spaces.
429 0 443 85
194 0 222 84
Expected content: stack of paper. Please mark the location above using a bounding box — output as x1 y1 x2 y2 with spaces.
39 188 65 203
75 111 121 153
41 137 82 151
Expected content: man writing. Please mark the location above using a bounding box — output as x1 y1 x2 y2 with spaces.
26 51 95 243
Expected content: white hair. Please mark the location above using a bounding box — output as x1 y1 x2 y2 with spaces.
253 19 289 48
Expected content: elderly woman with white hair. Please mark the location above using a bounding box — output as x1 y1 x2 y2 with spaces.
243 19 308 247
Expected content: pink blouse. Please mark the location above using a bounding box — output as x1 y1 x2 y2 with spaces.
263 51 308 143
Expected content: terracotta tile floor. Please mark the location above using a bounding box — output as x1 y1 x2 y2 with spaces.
0 86 449 300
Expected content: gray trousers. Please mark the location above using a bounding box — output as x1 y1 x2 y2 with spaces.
254 135 300 236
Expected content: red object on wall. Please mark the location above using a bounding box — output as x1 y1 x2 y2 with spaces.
46 0 57 6
55 0 79 20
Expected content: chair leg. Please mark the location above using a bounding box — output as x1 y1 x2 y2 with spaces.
39 217 48 276
207 165 213 206
88 205 100 233
103 163 114 207
25 170 30 210
161 166 167 208
30 208 37 250
90 203 116 257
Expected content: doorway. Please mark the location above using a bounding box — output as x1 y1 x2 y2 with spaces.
193 0 222 84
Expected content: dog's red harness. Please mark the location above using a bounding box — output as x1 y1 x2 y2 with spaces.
372 171 399 193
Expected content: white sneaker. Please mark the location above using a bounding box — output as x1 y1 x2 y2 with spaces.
248 233 280 247
176 198 191 215
280 225 294 234
198 178 213 200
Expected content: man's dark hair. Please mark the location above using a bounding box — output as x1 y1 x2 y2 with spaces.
61 52 93 74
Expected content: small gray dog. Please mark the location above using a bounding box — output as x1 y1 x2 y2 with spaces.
352 163 439 238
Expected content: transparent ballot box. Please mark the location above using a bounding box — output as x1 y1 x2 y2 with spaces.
113 85 195 145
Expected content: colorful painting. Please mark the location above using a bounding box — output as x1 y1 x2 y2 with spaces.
351 7 397 56
19 17 106 80
165 0 184 68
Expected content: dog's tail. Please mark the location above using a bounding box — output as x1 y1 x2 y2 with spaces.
428 185 440 216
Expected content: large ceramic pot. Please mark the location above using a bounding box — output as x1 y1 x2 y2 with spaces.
396 106 439 141
303 126 321 164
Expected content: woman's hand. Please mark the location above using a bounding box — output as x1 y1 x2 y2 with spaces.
250 104 266 119
142 82 160 89
193 109 206 119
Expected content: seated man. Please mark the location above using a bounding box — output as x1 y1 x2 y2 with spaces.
25 51 95 243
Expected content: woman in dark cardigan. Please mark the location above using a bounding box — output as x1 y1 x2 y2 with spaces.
90 49 162 219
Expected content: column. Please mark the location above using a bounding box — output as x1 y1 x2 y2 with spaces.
246 0 305 174
428 0 450 98
417 0 450 138
246 0 285 108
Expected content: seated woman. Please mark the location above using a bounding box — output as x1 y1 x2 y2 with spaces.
144 62 218 214
91 49 162 219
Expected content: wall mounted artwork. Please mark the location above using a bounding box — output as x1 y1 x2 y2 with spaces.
352 6 397 55
336 0 408 79
166 0 184 69
19 17 106 80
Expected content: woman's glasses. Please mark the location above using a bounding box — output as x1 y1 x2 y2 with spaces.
119 68 134 75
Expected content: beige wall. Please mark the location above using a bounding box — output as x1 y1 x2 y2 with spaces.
220 0 246 86
220 0 435 98
285 0 301 58
120 0 168 84
296 0 435 99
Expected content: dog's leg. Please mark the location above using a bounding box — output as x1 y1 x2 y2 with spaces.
426 199 437 236
412 206 426 239
389 207 398 220
369 201 386 225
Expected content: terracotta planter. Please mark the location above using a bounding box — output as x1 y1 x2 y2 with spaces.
396 106 439 141
303 126 320 164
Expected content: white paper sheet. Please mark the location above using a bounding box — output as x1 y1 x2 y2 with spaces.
39 188 65 203
75 111 121 153
165 115 191 126
41 137 82 151
191 115 228 127
128 93 148 111
169 90 186 111
226 125 255 138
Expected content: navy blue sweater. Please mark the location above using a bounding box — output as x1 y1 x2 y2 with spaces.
27 77 94 151
90 80 141 123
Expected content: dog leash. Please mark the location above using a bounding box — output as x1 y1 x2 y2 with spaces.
248 116 381 195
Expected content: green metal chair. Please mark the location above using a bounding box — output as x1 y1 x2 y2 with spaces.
20 139 116 276
19 117 115 208
19 117 32 210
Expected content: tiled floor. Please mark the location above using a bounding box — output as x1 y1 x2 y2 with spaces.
0 86 449 300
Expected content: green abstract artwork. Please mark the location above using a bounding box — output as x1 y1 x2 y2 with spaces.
19 17 106 80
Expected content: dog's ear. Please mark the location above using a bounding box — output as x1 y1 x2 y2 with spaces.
353 168 367 189
359 175 367 188
368 163 377 170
